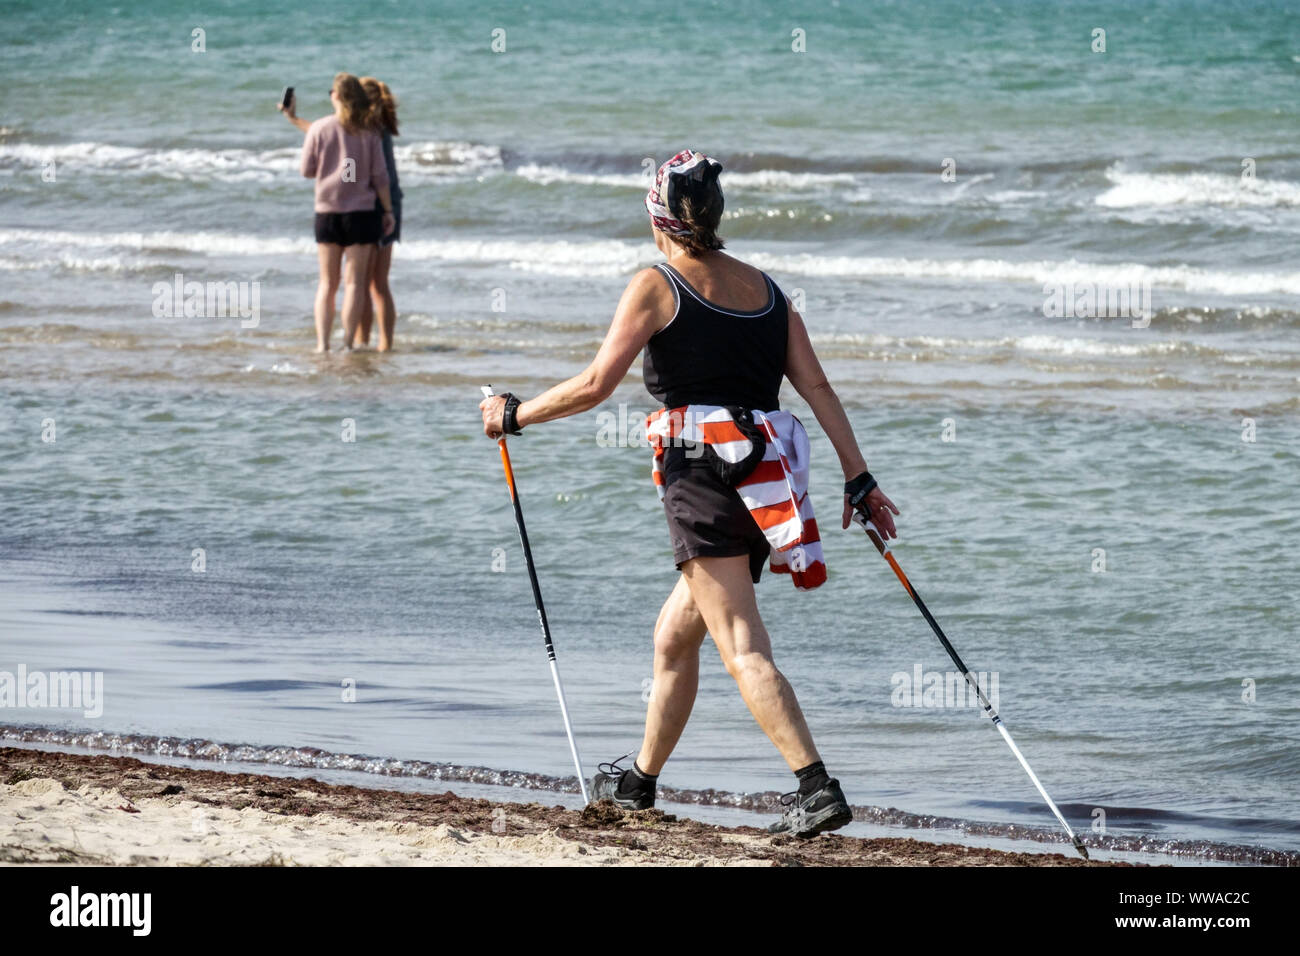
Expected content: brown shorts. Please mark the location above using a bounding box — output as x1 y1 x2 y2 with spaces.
661 445 770 583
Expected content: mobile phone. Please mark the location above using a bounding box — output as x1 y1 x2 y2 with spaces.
281 86 294 110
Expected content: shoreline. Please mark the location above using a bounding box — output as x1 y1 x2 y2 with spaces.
0 746 1115 867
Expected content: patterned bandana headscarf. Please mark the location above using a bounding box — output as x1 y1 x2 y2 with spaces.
645 149 723 236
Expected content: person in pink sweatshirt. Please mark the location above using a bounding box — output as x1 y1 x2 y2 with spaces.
283 73 395 351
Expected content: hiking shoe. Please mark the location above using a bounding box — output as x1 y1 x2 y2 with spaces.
767 779 852 837
589 752 655 810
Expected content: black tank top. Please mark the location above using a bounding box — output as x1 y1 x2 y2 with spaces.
642 263 788 411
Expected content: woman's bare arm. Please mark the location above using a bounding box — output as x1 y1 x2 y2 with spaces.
784 305 867 480
480 268 673 433
376 184 394 235
277 95 311 133
784 302 899 535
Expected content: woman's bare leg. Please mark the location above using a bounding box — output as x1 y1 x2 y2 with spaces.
314 243 343 352
354 254 375 348
369 243 396 351
635 574 708 776
340 243 374 349
680 554 820 771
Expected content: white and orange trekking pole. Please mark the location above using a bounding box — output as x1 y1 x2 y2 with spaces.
853 511 1089 860
481 385 589 805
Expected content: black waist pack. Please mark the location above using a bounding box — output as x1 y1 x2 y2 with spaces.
701 406 767 486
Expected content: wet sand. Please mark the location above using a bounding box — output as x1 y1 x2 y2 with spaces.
0 747 1120 866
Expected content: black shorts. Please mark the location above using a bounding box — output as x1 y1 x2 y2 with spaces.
661 445 770 583
314 210 382 247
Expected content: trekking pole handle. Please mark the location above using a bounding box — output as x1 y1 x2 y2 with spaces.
481 385 506 445
852 510 891 555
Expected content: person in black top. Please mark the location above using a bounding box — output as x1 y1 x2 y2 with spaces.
641 261 788 412
481 150 898 836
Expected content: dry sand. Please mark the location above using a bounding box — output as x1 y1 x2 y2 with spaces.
0 747 1118 867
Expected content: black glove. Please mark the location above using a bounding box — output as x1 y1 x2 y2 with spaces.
844 470 878 515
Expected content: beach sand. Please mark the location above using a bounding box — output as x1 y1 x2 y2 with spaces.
0 747 1115 867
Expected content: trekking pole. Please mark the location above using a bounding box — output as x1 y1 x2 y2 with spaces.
852 512 1089 860
481 385 589 805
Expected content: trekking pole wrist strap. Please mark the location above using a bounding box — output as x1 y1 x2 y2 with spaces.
844 470 877 511
500 393 524 436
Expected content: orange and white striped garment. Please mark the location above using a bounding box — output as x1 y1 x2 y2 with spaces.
645 405 827 590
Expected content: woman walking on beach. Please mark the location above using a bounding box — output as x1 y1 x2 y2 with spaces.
280 73 395 351
350 77 403 352
480 150 899 836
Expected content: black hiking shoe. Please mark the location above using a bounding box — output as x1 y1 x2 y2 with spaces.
767 779 853 837
589 752 656 811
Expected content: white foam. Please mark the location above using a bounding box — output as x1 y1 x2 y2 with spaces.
722 169 858 190
400 237 659 277
1097 168 1300 209
1 138 852 193
819 331 1188 358
513 163 857 192
0 139 500 184
947 172 995 197
4 227 1298 295
0 255 135 273
514 164 644 188
0 228 657 276
1010 335 1180 357
747 251 1300 297
0 228 314 257
393 140 503 177
985 189 1049 203
0 141 299 183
